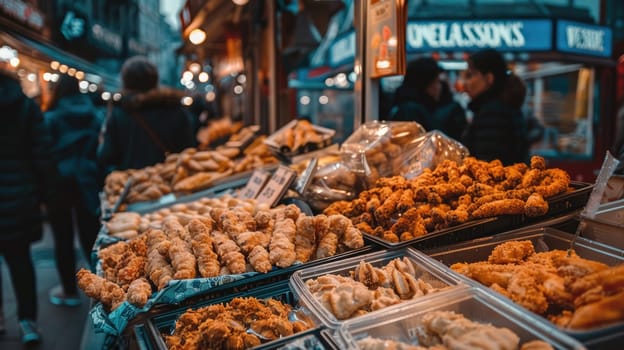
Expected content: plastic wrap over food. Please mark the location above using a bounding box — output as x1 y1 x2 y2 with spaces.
340 121 426 186
304 162 366 212
401 130 470 179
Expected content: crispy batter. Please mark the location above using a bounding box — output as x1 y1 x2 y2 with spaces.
211 231 246 274
247 245 272 273
294 215 316 263
268 218 297 267
77 269 126 310
169 237 198 280
126 277 152 307
488 240 535 264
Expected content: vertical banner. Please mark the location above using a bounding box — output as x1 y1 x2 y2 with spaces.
366 0 406 79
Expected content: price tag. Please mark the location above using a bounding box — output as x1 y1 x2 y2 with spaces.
158 193 177 204
238 170 271 199
256 165 297 207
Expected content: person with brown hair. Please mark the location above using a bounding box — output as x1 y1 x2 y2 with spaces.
97 56 196 174
0 68 57 344
44 74 102 307
461 49 529 165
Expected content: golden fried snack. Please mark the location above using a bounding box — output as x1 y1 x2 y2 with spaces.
168 237 197 280
211 230 246 274
77 268 126 311
126 277 152 307
247 245 272 273
173 172 215 192
524 194 547 221
162 217 188 241
269 218 297 268
568 290 624 329
471 199 526 218
146 229 175 290
294 215 316 263
488 240 535 264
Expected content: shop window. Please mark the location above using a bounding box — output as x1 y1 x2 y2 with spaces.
522 64 594 159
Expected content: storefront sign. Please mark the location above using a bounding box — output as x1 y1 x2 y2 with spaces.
0 0 44 30
406 20 552 52
90 23 122 56
328 31 355 68
556 20 612 58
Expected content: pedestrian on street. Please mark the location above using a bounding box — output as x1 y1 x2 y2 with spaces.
0 68 58 344
461 49 529 165
387 57 444 130
433 79 468 140
97 56 196 175
45 74 103 306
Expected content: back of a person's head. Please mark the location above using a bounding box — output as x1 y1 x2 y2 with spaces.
468 49 508 90
403 57 442 92
48 74 80 109
121 56 159 93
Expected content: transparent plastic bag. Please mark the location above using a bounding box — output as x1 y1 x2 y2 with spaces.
340 121 426 185
401 130 470 179
303 162 366 212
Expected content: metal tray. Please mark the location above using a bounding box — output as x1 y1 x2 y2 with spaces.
426 227 624 340
289 247 467 329
363 181 593 250
143 282 323 350
337 287 585 350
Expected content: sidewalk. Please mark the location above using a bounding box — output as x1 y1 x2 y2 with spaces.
0 223 91 350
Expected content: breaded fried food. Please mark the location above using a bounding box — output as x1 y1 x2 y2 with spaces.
488 240 535 264
126 277 152 307
77 269 126 310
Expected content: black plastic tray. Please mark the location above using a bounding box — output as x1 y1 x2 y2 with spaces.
426 227 624 341
364 181 593 250
143 282 325 350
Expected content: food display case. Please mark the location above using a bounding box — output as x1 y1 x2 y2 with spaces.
426 227 624 343
289 248 467 329
335 287 585 350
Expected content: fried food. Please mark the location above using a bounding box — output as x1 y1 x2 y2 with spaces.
211 231 246 274
488 240 535 264
294 215 316 263
268 218 297 268
77 269 126 311
169 237 197 280
146 229 175 290
126 277 152 307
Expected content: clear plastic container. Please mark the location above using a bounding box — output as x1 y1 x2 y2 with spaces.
336 287 585 350
427 227 624 340
289 248 467 329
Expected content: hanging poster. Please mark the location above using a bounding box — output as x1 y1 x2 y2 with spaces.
366 0 406 79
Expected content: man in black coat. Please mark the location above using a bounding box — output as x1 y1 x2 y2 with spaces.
97 56 196 174
0 69 57 344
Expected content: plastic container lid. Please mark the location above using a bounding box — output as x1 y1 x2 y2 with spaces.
337 287 586 350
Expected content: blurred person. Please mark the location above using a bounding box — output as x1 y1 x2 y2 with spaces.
461 49 529 165
387 57 443 130
433 80 468 140
45 74 103 306
501 73 544 146
97 56 196 174
0 68 57 344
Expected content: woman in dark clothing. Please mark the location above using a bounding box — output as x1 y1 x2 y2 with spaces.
45 75 103 307
462 49 529 165
433 80 468 140
0 69 57 344
388 57 443 130
97 56 196 174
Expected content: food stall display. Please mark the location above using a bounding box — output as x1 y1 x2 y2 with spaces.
102 137 278 211
324 155 584 245
264 119 335 156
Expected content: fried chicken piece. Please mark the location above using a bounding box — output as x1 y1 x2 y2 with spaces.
126 277 152 307
162 217 189 241
187 220 221 278
521 340 555 350
247 245 272 273
530 155 546 170
269 218 297 268
76 268 126 311
471 199 525 218
146 229 175 290
169 237 197 280
250 316 294 340
294 215 316 263
315 232 339 259
211 231 247 274
488 240 535 264
568 290 624 329
116 252 147 290
506 270 549 315
525 193 549 217
569 264 624 297
533 169 570 198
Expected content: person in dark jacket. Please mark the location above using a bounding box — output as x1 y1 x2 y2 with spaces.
0 69 57 344
387 57 443 130
44 74 103 307
461 49 529 165
433 80 467 140
97 56 196 174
